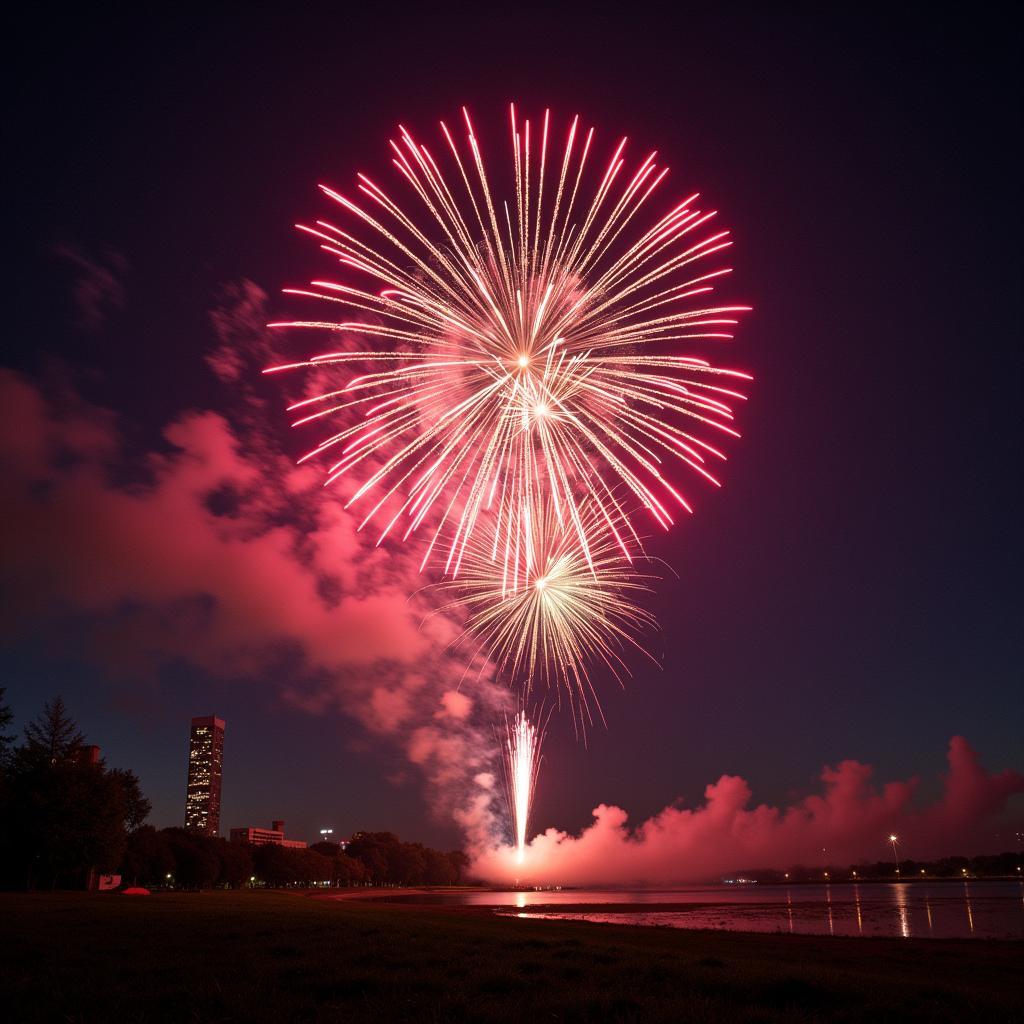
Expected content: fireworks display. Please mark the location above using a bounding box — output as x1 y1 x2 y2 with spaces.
271 106 750 860
267 105 749 578
503 712 545 864
438 498 658 723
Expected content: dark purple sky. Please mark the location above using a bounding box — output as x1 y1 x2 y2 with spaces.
3 7 1021 853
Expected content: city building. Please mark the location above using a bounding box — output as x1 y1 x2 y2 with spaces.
230 819 307 849
76 744 101 766
185 715 225 836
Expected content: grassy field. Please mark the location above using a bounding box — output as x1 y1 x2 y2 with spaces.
1 891 1021 1022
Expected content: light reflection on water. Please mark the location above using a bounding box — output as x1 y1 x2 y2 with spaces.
374 880 1024 939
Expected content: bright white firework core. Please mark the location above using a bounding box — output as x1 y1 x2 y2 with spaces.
505 712 542 865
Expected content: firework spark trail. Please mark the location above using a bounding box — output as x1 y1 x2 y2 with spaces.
267 106 751 577
436 497 658 721
503 711 545 865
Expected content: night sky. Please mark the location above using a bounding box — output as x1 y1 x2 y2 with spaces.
4 7 1021 854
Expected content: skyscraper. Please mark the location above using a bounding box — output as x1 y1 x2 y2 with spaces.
185 715 225 836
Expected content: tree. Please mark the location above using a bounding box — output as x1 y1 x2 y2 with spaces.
0 687 14 767
163 829 219 888
447 850 470 884
0 697 154 889
216 839 254 888
344 831 470 887
253 843 300 886
390 842 427 885
298 849 333 885
422 847 456 885
23 696 84 765
107 768 152 834
121 827 174 887
346 832 394 884
0 696 155 890
333 853 367 887
4 755 127 888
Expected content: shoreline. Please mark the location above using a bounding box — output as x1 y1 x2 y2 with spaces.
314 882 1024 941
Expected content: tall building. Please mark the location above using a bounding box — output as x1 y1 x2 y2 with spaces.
185 715 225 836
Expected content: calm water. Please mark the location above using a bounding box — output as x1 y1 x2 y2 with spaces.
375 881 1024 939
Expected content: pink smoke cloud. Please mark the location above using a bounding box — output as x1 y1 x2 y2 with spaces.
5 282 1020 860
0 283 508 818
471 736 1024 884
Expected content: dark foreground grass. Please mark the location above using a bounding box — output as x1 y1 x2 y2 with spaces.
1 892 1021 1022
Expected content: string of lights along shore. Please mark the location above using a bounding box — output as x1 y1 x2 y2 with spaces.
269 106 752 864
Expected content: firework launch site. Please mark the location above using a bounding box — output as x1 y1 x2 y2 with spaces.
3 890 1021 1023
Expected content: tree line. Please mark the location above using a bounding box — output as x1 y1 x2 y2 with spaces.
0 690 469 890
730 851 1023 883
121 827 469 889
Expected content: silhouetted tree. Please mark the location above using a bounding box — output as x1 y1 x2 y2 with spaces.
162 828 219 888
333 852 367 886
253 843 300 886
298 849 333 885
419 847 453 885
216 839 254 888
390 842 427 884
121 826 174 887
344 831 469 887
107 768 151 833
446 850 470 884
0 697 150 889
347 832 394 884
23 696 84 765
0 687 14 768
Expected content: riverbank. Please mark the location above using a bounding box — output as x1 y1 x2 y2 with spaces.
2 891 1021 1021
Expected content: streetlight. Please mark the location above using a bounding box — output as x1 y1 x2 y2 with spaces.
888 834 901 877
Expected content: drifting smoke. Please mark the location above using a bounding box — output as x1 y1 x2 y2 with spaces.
5 282 1021 864
471 736 1024 884
0 282 506 820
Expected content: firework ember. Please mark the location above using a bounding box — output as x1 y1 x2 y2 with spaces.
267 106 751 576
437 498 658 719
503 711 545 865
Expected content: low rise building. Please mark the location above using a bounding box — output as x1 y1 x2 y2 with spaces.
230 819 307 849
